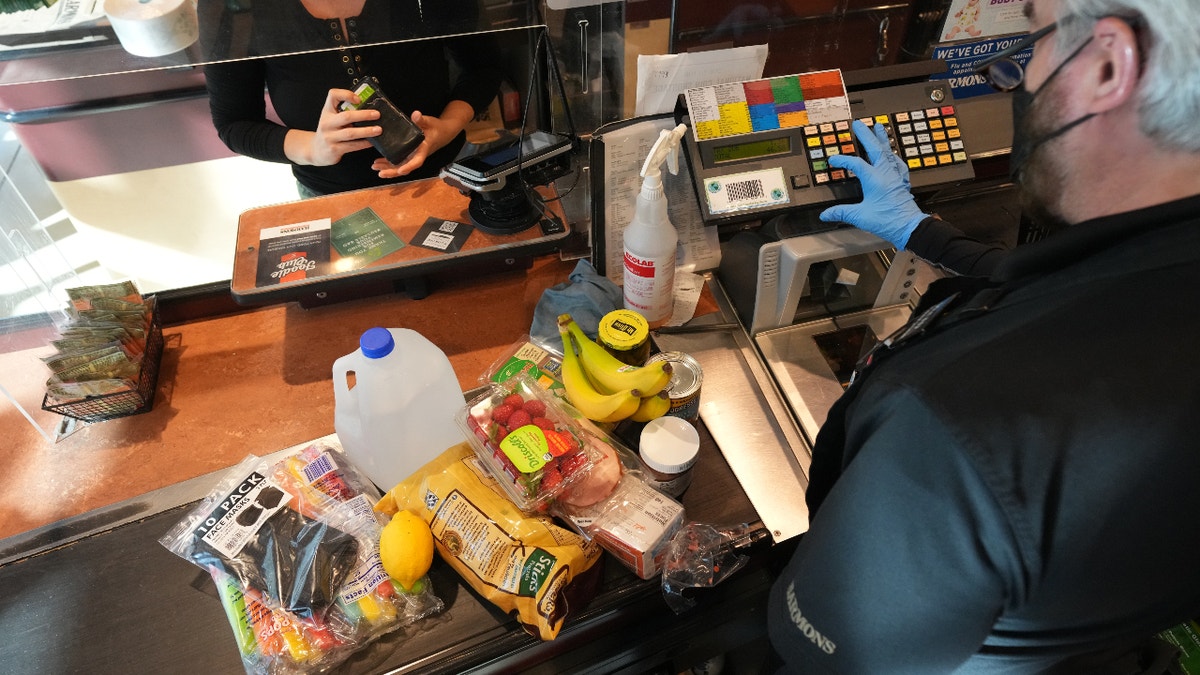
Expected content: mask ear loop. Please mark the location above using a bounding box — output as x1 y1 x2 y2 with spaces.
1010 34 1097 181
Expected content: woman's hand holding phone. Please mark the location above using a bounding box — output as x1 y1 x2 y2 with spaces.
286 89 382 167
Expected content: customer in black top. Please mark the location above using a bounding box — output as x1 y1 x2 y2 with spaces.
768 0 1200 671
202 0 501 196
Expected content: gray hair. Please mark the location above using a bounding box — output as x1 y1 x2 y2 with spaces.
1055 0 1200 150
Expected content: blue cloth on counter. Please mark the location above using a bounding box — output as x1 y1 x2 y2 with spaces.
530 260 623 347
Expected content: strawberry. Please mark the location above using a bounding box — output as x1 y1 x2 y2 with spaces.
503 393 526 408
491 403 516 425
532 416 555 431
507 409 532 430
540 464 563 493
558 452 588 477
521 399 547 418
494 424 510 443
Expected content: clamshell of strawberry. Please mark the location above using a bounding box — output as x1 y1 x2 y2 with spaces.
458 380 596 512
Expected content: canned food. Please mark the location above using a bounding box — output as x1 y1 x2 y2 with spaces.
646 351 702 423
597 309 651 367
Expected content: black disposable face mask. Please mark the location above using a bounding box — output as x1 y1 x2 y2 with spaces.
1009 35 1097 184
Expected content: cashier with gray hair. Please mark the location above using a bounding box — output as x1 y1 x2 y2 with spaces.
768 0 1200 671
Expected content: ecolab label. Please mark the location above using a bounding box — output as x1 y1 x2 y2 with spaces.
624 251 657 278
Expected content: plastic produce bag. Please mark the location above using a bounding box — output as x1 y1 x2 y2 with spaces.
161 442 443 674
660 522 769 614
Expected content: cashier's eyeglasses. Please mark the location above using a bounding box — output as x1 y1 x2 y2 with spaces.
974 21 1060 92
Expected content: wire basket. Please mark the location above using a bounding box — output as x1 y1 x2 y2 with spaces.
41 303 165 423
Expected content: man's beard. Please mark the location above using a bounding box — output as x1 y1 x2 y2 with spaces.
1014 88 1072 235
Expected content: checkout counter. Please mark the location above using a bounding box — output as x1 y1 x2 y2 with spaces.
0 19 1025 674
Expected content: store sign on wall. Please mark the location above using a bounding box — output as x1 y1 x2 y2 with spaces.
930 35 1033 99
932 0 1032 98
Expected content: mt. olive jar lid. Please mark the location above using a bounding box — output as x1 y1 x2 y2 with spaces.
597 309 650 352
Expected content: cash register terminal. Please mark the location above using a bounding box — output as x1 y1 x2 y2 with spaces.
678 65 981 446
679 67 975 226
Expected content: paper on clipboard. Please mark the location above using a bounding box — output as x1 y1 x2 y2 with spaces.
635 45 769 116
599 116 720 288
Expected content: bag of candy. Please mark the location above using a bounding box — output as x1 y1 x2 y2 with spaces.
160 441 443 674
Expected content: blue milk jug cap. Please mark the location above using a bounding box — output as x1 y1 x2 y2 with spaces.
359 327 395 359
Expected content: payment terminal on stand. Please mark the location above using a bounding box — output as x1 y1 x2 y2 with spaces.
678 64 979 446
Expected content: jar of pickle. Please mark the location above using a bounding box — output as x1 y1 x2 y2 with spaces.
597 309 651 367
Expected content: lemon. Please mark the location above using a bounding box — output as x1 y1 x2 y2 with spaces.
379 510 434 592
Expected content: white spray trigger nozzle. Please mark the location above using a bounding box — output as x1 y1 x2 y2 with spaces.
640 123 688 180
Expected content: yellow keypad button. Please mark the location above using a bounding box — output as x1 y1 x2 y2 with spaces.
948 128 962 139
838 132 853 143
935 142 950 153
929 119 944 129
907 158 922 169
923 157 938 167
875 114 890 125
945 117 959 127
807 137 822 147
932 131 947 142
938 154 953 165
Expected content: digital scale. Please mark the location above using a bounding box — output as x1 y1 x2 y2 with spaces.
680 69 977 225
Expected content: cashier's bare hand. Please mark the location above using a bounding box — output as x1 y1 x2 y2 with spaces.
307 89 381 166
371 110 452 178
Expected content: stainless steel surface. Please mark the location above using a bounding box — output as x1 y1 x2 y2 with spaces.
755 305 912 445
655 275 812 543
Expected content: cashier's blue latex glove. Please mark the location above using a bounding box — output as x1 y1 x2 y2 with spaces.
820 119 928 250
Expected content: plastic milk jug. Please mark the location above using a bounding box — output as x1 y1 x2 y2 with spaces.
333 327 466 490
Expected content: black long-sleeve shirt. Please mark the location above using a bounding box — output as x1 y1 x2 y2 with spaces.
769 194 1200 672
907 215 1009 277
202 0 501 195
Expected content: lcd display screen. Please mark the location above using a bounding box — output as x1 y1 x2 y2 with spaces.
712 137 792 163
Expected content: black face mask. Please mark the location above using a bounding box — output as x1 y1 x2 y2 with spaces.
1009 35 1097 184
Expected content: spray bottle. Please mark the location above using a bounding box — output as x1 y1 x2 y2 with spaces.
623 123 687 328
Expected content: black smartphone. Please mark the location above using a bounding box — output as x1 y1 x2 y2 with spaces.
339 76 425 164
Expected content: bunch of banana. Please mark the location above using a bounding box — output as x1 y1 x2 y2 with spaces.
557 313 674 424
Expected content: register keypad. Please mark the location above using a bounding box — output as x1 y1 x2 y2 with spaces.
801 120 859 185
857 105 968 172
890 105 968 170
